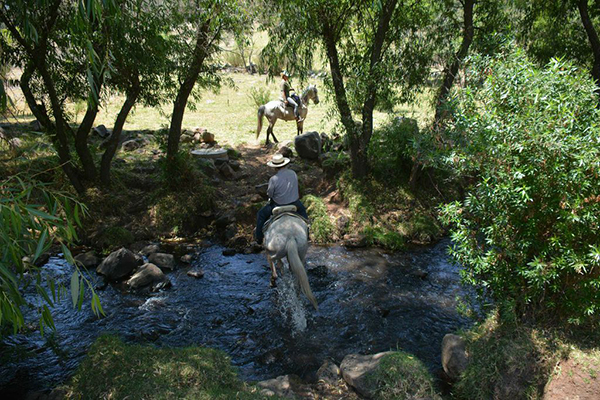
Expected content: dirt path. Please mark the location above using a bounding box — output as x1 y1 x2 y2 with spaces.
211 142 335 248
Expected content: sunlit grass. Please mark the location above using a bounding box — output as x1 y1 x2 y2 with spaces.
3 72 433 147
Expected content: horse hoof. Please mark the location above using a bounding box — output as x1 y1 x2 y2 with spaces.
270 278 277 288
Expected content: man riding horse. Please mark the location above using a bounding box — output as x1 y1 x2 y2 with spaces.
281 70 303 122
255 153 308 245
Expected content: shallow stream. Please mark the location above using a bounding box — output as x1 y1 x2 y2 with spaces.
0 239 473 396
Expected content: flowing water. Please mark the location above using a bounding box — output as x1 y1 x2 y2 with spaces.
0 239 474 396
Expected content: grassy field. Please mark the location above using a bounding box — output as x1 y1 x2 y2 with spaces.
3 71 433 147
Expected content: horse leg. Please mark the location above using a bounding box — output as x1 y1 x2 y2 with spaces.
271 128 279 144
267 120 279 144
266 125 272 146
268 255 278 287
296 121 304 136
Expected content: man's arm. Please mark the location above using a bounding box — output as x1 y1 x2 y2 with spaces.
267 175 276 199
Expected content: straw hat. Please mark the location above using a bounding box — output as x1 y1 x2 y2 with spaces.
267 153 290 168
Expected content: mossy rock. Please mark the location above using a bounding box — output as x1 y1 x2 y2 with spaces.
97 227 135 250
368 352 441 400
225 147 242 160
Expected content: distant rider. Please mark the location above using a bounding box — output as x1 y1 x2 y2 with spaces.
255 153 308 245
281 70 303 122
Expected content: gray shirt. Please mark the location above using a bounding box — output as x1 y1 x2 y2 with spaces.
267 167 299 205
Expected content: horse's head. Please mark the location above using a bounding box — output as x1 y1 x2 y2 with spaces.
303 85 320 105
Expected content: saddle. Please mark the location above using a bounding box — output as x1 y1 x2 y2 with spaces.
281 94 302 109
262 205 309 234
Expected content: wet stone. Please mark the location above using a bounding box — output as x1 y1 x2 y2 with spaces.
187 270 205 279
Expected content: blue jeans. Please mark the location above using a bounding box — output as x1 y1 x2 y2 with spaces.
255 199 308 243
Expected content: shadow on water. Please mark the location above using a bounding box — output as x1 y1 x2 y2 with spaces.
0 239 474 394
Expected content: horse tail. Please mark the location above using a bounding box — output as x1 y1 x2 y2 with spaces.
256 105 265 139
286 238 318 310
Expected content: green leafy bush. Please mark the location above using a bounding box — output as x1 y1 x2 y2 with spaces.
302 195 335 244
440 47 600 324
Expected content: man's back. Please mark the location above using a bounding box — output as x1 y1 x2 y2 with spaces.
268 168 299 205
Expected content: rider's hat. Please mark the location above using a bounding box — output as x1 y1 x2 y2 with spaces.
267 153 291 168
281 70 290 78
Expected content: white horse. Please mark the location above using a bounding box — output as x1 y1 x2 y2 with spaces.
263 208 318 310
256 84 320 145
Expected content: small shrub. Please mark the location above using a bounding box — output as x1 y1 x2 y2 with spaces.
303 194 335 244
248 86 271 107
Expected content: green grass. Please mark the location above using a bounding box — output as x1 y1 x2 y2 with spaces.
337 172 444 248
303 194 335 244
3 71 432 148
368 352 441 400
63 335 277 400
451 312 586 400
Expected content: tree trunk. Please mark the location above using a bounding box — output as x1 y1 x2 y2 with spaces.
355 0 398 179
75 103 100 181
322 20 360 173
410 0 475 190
166 20 213 164
3 1 84 192
19 62 51 128
577 0 600 98
435 0 475 124
100 76 140 186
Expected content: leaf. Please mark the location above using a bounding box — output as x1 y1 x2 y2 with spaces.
34 229 48 262
24 206 59 221
70 271 80 308
91 292 105 317
78 279 85 310
36 284 54 308
62 243 74 265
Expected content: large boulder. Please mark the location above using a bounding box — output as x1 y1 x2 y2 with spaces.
74 251 100 269
140 244 161 256
93 124 110 138
126 263 168 289
441 334 468 381
96 248 138 281
294 131 321 160
340 351 394 398
148 252 176 271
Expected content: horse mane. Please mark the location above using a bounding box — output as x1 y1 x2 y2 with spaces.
301 84 316 104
